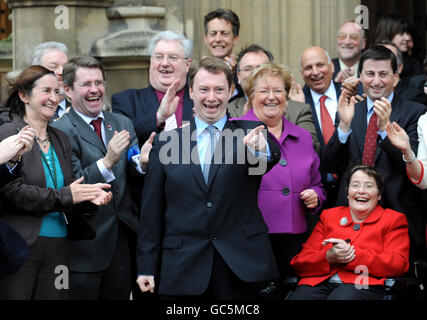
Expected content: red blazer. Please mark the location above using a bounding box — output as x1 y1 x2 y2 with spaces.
291 205 410 286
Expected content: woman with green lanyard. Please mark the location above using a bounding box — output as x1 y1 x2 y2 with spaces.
0 65 112 299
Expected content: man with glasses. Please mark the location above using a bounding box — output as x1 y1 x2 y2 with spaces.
112 30 194 146
52 55 148 299
228 44 319 153
333 21 366 83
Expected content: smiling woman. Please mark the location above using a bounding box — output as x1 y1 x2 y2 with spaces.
233 63 326 298
0 65 112 300
289 165 410 300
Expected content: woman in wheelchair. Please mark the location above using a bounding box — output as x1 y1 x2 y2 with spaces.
289 165 410 300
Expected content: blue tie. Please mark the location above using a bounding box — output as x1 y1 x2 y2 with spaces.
203 125 216 184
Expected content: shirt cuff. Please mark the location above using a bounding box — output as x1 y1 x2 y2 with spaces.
132 155 146 175
96 159 115 183
378 130 387 140
248 143 271 162
337 127 352 144
5 162 18 172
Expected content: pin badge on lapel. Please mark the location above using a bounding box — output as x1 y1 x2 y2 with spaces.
340 217 348 226
107 124 112 131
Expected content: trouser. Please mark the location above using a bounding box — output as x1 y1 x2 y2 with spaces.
69 224 132 300
0 237 68 300
288 281 385 300
161 249 257 300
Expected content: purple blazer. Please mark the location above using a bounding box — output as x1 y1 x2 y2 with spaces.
234 110 326 234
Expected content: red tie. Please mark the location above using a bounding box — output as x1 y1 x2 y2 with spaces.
90 118 103 142
319 95 335 144
362 112 378 166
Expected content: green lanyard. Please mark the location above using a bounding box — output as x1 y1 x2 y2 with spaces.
39 143 58 190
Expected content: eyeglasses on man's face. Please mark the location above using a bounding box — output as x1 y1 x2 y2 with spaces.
76 80 106 89
152 54 187 63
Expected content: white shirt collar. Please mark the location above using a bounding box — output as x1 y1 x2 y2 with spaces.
310 81 337 105
74 109 104 125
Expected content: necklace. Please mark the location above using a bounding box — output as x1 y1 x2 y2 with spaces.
36 134 50 148
39 143 57 189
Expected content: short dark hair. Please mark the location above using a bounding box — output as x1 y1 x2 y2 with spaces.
188 57 233 89
204 8 240 37
345 165 384 197
359 45 398 75
376 40 403 68
6 66 56 119
63 55 106 89
236 44 274 72
374 14 414 44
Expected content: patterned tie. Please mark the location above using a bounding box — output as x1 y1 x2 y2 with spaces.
90 118 103 142
362 112 378 166
203 125 216 184
319 95 335 145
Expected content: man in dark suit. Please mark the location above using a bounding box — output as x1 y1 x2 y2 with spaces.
111 31 194 146
322 45 427 259
378 41 427 105
300 46 342 208
332 21 366 83
137 57 280 299
52 56 146 299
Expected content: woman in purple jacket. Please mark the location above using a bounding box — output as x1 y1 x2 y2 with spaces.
233 62 326 296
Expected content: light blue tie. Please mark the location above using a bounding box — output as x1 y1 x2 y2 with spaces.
203 125 216 184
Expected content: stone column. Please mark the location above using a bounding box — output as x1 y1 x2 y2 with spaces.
6 0 114 70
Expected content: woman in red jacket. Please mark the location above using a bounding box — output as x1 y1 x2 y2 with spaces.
289 165 410 300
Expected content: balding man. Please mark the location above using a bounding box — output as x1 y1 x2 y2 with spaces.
333 21 366 83
301 46 341 209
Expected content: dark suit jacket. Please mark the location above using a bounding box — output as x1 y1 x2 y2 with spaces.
0 163 20 187
137 118 280 295
0 117 95 246
51 108 139 272
321 95 427 249
303 82 342 150
111 85 194 145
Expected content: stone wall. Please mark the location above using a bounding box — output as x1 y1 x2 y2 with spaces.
3 0 361 107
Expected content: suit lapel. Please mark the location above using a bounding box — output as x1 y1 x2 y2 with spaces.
374 95 401 162
103 112 115 146
188 120 207 192
48 127 72 185
352 100 367 157
69 108 106 153
182 85 194 123
304 86 324 147
206 119 235 189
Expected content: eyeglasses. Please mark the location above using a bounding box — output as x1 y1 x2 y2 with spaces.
253 89 286 97
76 80 106 89
349 183 377 191
238 66 259 73
152 54 187 63
337 33 361 41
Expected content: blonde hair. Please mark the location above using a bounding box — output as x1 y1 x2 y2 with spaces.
245 62 292 109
